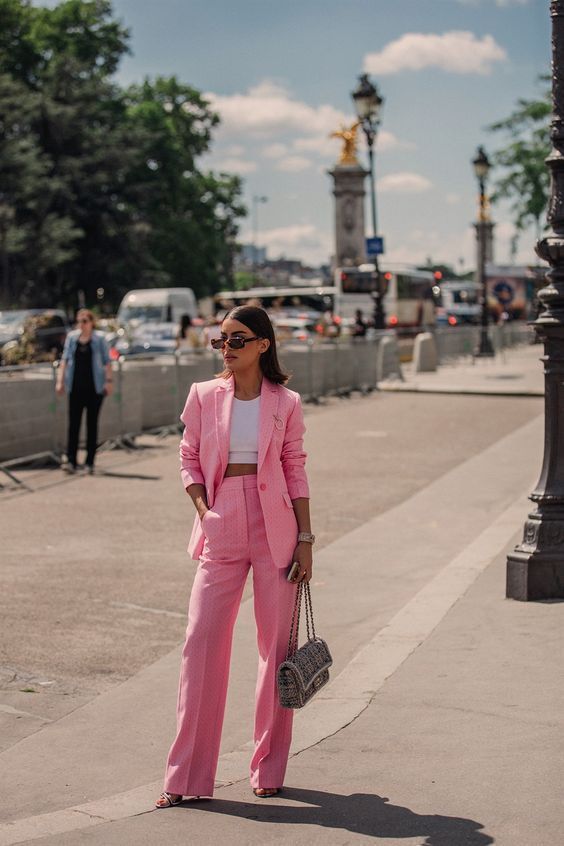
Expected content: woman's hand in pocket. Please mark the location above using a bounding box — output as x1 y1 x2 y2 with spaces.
200 508 220 537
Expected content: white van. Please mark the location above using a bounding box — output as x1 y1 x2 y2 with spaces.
117 288 198 327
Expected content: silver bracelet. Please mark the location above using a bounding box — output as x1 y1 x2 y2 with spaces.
297 532 315 545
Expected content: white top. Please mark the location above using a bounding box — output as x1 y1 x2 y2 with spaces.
228 397 260 463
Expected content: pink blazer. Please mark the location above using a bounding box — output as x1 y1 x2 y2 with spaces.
180 376 310 569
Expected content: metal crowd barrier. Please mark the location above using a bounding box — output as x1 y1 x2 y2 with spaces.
432 322 534 365
0 336 402 472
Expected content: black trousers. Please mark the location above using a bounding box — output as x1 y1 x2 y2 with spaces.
67 390 104 467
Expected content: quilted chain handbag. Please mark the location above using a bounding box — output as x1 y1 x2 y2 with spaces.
277 580 333 709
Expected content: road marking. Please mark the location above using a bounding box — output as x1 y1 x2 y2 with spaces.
355 430 388 437
108 601 185 619
0 493 527 846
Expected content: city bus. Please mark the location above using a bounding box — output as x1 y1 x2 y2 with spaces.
334 265 437 329
214 286 338 318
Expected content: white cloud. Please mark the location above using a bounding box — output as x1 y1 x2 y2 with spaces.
445 192 461 205
364 31 507 76
254 223 332 265
207 80 348 138
224 144 245 157
261 143 288 159
276 155 312 173
378 172 433 193
211 158 257 175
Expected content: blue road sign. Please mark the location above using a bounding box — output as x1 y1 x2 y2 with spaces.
366 236 384 256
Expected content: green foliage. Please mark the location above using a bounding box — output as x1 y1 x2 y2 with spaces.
234 271 255 290
489 78 550 241
0 0 246 311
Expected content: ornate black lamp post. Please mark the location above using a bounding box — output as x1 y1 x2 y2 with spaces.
352 73 385 329
506 0 564 600
472 146 495 357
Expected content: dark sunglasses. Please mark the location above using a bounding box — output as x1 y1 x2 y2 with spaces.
211 336 260 350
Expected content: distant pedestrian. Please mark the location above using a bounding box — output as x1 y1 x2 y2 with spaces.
156 305 313 808
352 308 367 337
56 309 112 474
176 314 201 350
318 309 341 338
203 315 223 346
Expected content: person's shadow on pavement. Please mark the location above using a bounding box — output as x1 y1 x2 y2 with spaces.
184 787 494 845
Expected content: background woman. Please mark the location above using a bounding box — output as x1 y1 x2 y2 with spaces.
56 309 112 474
176 314 201 350
157 305 314 808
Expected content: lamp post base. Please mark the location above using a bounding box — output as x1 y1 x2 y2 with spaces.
507 551 564 601
474 327 495 357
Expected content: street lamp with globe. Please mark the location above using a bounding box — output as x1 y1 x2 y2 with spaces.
352 73 385 329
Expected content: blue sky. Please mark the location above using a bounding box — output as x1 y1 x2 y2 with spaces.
109 0 549 269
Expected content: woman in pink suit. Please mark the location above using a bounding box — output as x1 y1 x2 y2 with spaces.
156 305 314 808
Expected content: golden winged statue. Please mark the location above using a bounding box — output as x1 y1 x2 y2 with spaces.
330 121 361 165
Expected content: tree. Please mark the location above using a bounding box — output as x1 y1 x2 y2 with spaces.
489 79 550 246
0 0 136 307
123 76 246 297
0 0 246 310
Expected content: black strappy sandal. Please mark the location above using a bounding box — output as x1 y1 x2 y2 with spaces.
253 788 280 798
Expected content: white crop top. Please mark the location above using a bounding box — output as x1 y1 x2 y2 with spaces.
228 397 260 464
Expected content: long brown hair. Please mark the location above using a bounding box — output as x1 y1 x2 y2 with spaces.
217 306 289 384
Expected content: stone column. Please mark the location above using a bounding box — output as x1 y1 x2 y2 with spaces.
506 0 564 600
483 221 495 265
328 163 368 268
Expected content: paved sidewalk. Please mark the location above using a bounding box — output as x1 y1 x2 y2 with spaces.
2 409 562 845
382 342 544 396
0 345 559 846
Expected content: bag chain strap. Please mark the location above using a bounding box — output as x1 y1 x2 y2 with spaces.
285 581 317 660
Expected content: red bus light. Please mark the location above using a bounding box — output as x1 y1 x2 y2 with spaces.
448 315 457 326
389 314 398 326
384 272 392 281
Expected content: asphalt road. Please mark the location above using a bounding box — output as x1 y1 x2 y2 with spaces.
0 390 542 751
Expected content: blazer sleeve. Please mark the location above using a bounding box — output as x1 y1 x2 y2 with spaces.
179 383 205 490
99 334 110 365
281 393 310 500
61 333 73 363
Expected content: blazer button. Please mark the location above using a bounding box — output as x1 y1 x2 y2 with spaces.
259 483 267 491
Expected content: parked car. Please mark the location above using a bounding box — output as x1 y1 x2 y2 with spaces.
271 316 318 343
1 310 69 365
108 322 181 357
0 309 44 347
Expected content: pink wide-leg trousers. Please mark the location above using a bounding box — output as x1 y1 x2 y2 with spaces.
164 474 296 797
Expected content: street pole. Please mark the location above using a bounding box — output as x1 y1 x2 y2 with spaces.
352 74 385 330
366 136 384 330
473 150 495 357
506 0 564 600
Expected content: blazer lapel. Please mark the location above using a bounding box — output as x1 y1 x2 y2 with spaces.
215 378 234 481
258 379 279 472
